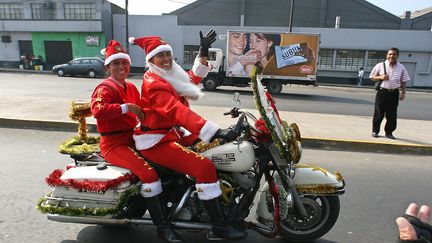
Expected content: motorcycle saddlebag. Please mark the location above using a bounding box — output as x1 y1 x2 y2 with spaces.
45 165 138 210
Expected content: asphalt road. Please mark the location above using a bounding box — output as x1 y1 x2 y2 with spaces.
1 72 431 121
1 127 431 243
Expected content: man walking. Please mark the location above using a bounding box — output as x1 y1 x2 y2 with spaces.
370 47 410 139
357 67 364 86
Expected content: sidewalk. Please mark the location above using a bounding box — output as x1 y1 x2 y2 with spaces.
1 94 431 155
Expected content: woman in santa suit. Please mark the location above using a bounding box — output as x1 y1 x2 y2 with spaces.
90 40 183 243
129 31 247 240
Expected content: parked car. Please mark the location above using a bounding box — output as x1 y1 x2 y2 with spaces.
52 57 106 78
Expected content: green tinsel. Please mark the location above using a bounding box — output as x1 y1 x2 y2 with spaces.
58 136 100 156
36 185 139 217
250 67 291 162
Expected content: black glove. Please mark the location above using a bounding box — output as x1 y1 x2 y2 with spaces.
399 214 432 243
198 29 217 58
211 128 237 142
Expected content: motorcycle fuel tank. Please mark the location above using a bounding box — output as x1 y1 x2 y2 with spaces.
201 141 255 172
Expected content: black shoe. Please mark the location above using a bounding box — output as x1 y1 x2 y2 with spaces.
203 198 248 240
146 195 184 243
385 133 396 139
372 132 379 138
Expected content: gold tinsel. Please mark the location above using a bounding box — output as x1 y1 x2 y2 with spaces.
193 139 221 153
59 99 100 156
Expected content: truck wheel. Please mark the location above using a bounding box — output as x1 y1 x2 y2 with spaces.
203 77 218 91
266 80 282 94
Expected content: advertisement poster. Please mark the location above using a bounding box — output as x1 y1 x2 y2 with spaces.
226 31 319 79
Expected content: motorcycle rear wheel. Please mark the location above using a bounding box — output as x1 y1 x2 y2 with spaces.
280 196 340 242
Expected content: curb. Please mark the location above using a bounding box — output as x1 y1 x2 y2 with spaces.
0 118 97 133
302 137 432 156
1 118 431 156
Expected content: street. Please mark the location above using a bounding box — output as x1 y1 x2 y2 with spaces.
0 73 431 120
0 127 431 243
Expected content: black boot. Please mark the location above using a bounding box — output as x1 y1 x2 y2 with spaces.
145 195 184 243
203 198 247 239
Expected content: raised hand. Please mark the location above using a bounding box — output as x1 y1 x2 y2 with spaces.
198 29 217 58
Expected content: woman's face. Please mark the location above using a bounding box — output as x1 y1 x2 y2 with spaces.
151 51 173 71
249 33 273 61
229 32 246 55
107 58 130 80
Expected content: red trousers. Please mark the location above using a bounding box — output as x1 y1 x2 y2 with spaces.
139 136 218 183
101 131 159 183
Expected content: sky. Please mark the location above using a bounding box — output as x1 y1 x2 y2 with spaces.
107 0 432 17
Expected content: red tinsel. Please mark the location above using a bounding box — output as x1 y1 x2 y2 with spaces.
45 169 138 192
255 119 272 143
265 91 283 124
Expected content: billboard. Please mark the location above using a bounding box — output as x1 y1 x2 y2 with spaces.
226 31 319 80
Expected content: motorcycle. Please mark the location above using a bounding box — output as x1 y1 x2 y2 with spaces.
37 70 345 242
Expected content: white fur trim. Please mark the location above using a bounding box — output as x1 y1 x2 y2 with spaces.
120 104 128 114
146 44 173 62
133 133 165 150
140 180 163 198
195 181 222 200
128 37 135 43
199 120 220 144
192 57 211 78
104 52 132 65
100 48 106 55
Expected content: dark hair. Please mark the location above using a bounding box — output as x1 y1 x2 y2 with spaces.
388 47 399 55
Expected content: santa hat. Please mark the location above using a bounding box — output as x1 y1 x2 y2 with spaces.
100 40 131 65
129 36 173 62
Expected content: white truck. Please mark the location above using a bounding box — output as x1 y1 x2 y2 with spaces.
203 31 320 94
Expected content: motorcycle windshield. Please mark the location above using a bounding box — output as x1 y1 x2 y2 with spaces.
256 76 285 142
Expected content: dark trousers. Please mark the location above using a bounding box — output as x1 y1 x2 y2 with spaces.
373 89 399 134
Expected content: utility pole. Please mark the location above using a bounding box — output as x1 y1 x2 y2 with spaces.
125 0 129 52
288 0 294 32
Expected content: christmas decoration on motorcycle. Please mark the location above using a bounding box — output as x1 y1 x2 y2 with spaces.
36 185 139 217
45 169 138 192
59 99 100 156
250 66 301 164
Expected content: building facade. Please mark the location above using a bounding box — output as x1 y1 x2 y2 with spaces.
0 0 121 69
115 0 432 87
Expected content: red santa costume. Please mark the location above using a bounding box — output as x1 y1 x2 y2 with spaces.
90 40 161 198
129 36 222 201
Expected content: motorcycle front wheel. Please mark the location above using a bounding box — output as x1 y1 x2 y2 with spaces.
280 196 340 242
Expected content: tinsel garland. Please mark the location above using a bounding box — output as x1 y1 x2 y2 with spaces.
36 185 139 217
69 99 92 141
250 67 291 162
58 135 100 156
45 169 138 192
192 139 221 153
250 67 302 164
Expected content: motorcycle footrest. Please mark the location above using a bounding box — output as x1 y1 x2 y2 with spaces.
207 231 224 241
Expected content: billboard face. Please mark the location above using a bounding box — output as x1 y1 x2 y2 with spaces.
226 31 319 79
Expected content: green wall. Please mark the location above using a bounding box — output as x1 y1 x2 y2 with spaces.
32 32 106 61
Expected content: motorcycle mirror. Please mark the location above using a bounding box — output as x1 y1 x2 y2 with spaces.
232 92 241 109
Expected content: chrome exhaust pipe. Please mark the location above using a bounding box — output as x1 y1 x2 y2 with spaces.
47 214 212 230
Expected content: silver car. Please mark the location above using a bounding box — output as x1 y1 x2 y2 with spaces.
52 57 106 78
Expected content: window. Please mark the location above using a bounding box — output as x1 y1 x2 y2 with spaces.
366 50 386 69
318 49 333 70
71 60 80 65
0 3 24 19
335 50 365 70
65 3 96 20
81 59 90 64
32 3 56 20
90 59 101 65
183 45 199 64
